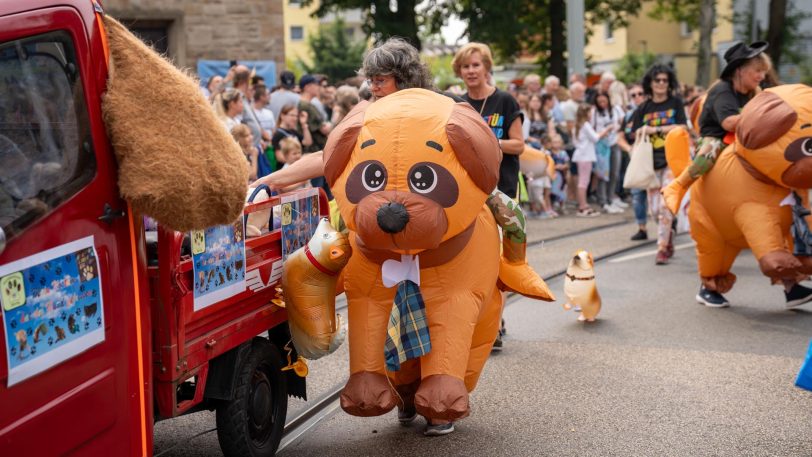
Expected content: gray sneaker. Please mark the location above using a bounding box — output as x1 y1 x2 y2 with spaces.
424 422 455 436
398 406 417 424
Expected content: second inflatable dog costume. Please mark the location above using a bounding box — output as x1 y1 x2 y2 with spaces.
674 84 812 298
322 89 553 424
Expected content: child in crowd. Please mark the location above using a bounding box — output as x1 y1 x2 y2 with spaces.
278 137 310 192
572 103 611 217
231 124 259 182
526 135 557 218
549 134 570 211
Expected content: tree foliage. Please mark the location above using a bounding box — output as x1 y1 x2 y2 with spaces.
613 51 657 84
303 0 647 81
304 0 423 49
446 0 644 80
298 18 366 83
733 0 809 68
649 0 716 86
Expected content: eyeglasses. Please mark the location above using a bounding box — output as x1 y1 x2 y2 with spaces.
653 78 669 84
630 91 644 97
367 75 393 88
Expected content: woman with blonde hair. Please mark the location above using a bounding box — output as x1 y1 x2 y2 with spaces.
452 42 524 199
213 88 243 131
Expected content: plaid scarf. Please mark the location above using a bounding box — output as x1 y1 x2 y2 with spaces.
384 280 431 371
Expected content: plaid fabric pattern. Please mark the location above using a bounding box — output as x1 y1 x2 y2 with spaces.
384 280 431 371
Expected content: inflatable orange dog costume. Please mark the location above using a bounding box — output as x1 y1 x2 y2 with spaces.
323 89 552 423
673 84 812 292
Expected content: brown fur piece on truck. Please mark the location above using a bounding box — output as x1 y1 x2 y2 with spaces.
101 16 248 232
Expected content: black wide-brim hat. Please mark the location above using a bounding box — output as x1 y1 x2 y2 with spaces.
720 41 769 79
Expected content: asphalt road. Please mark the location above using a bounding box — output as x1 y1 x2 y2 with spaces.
154 215 812 456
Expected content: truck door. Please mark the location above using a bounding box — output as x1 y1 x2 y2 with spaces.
0 6 148 456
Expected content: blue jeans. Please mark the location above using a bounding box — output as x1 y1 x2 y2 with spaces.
632 188 648 226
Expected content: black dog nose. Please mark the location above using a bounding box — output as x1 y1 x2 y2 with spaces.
377 201 409 234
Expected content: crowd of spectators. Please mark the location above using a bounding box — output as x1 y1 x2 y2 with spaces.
208 45 775 268
204 64 362 192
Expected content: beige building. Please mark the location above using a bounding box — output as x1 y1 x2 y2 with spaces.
284 0 364 68
585 0 735 84
103 0 285 72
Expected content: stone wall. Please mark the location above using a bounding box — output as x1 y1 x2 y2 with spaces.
103 0 285 73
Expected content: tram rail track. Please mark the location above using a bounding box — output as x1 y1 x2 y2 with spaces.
278 219 660 453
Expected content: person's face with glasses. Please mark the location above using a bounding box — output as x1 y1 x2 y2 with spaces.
651 73 670 97
367 74 397 100
629 87 645 105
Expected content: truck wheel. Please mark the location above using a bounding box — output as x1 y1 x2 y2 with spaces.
216 337 288 457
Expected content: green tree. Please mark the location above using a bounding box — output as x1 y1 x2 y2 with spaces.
303 0 646 81
613 51 657 84
298 18 366 83
649 0 717 87
304 0 424 49
734 0 810 69
447 0 644 80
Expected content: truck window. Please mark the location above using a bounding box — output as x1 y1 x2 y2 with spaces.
0 31 95 238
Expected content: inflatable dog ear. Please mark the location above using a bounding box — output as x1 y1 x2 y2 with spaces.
446 103 501 193
323 101 370 187
102 17 248 232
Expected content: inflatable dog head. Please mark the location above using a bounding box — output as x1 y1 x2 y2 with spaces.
735 84 812 188
323 89 500 253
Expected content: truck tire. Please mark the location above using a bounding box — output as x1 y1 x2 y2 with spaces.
216 337 287 457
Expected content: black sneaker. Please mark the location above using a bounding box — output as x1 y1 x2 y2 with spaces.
785 284 812 308
630 230 648 241
398 406 417 424
696 286 730 308
491 331 503 352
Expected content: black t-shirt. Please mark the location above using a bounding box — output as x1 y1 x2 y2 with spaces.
271 127 303 151
462 88 523 198
631 97 686 170
699 80 750 139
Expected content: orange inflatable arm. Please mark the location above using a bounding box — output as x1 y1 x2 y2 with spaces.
665 126 692 178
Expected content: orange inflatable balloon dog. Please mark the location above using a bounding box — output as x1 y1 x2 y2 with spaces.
322 89 545 424
282 218 351 359
684 84 812 293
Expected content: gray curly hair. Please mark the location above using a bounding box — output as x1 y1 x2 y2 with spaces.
359 38 433 91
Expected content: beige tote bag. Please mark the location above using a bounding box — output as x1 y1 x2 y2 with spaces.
623 129 659 189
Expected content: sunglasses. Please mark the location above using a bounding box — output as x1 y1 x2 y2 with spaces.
630 91 644 97
653 78 669 84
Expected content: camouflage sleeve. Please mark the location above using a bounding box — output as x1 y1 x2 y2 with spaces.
486 190 527 244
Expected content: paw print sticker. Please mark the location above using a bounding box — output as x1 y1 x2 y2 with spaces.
1 272 26 311
191 230 206 255
281 203 293 225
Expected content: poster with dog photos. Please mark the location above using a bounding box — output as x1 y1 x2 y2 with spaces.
281 188 320 261
0 236 105 387
192 218 247 311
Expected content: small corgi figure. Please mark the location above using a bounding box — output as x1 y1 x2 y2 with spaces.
563 250 601 322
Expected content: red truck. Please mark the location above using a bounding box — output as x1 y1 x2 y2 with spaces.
0 1 315 455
